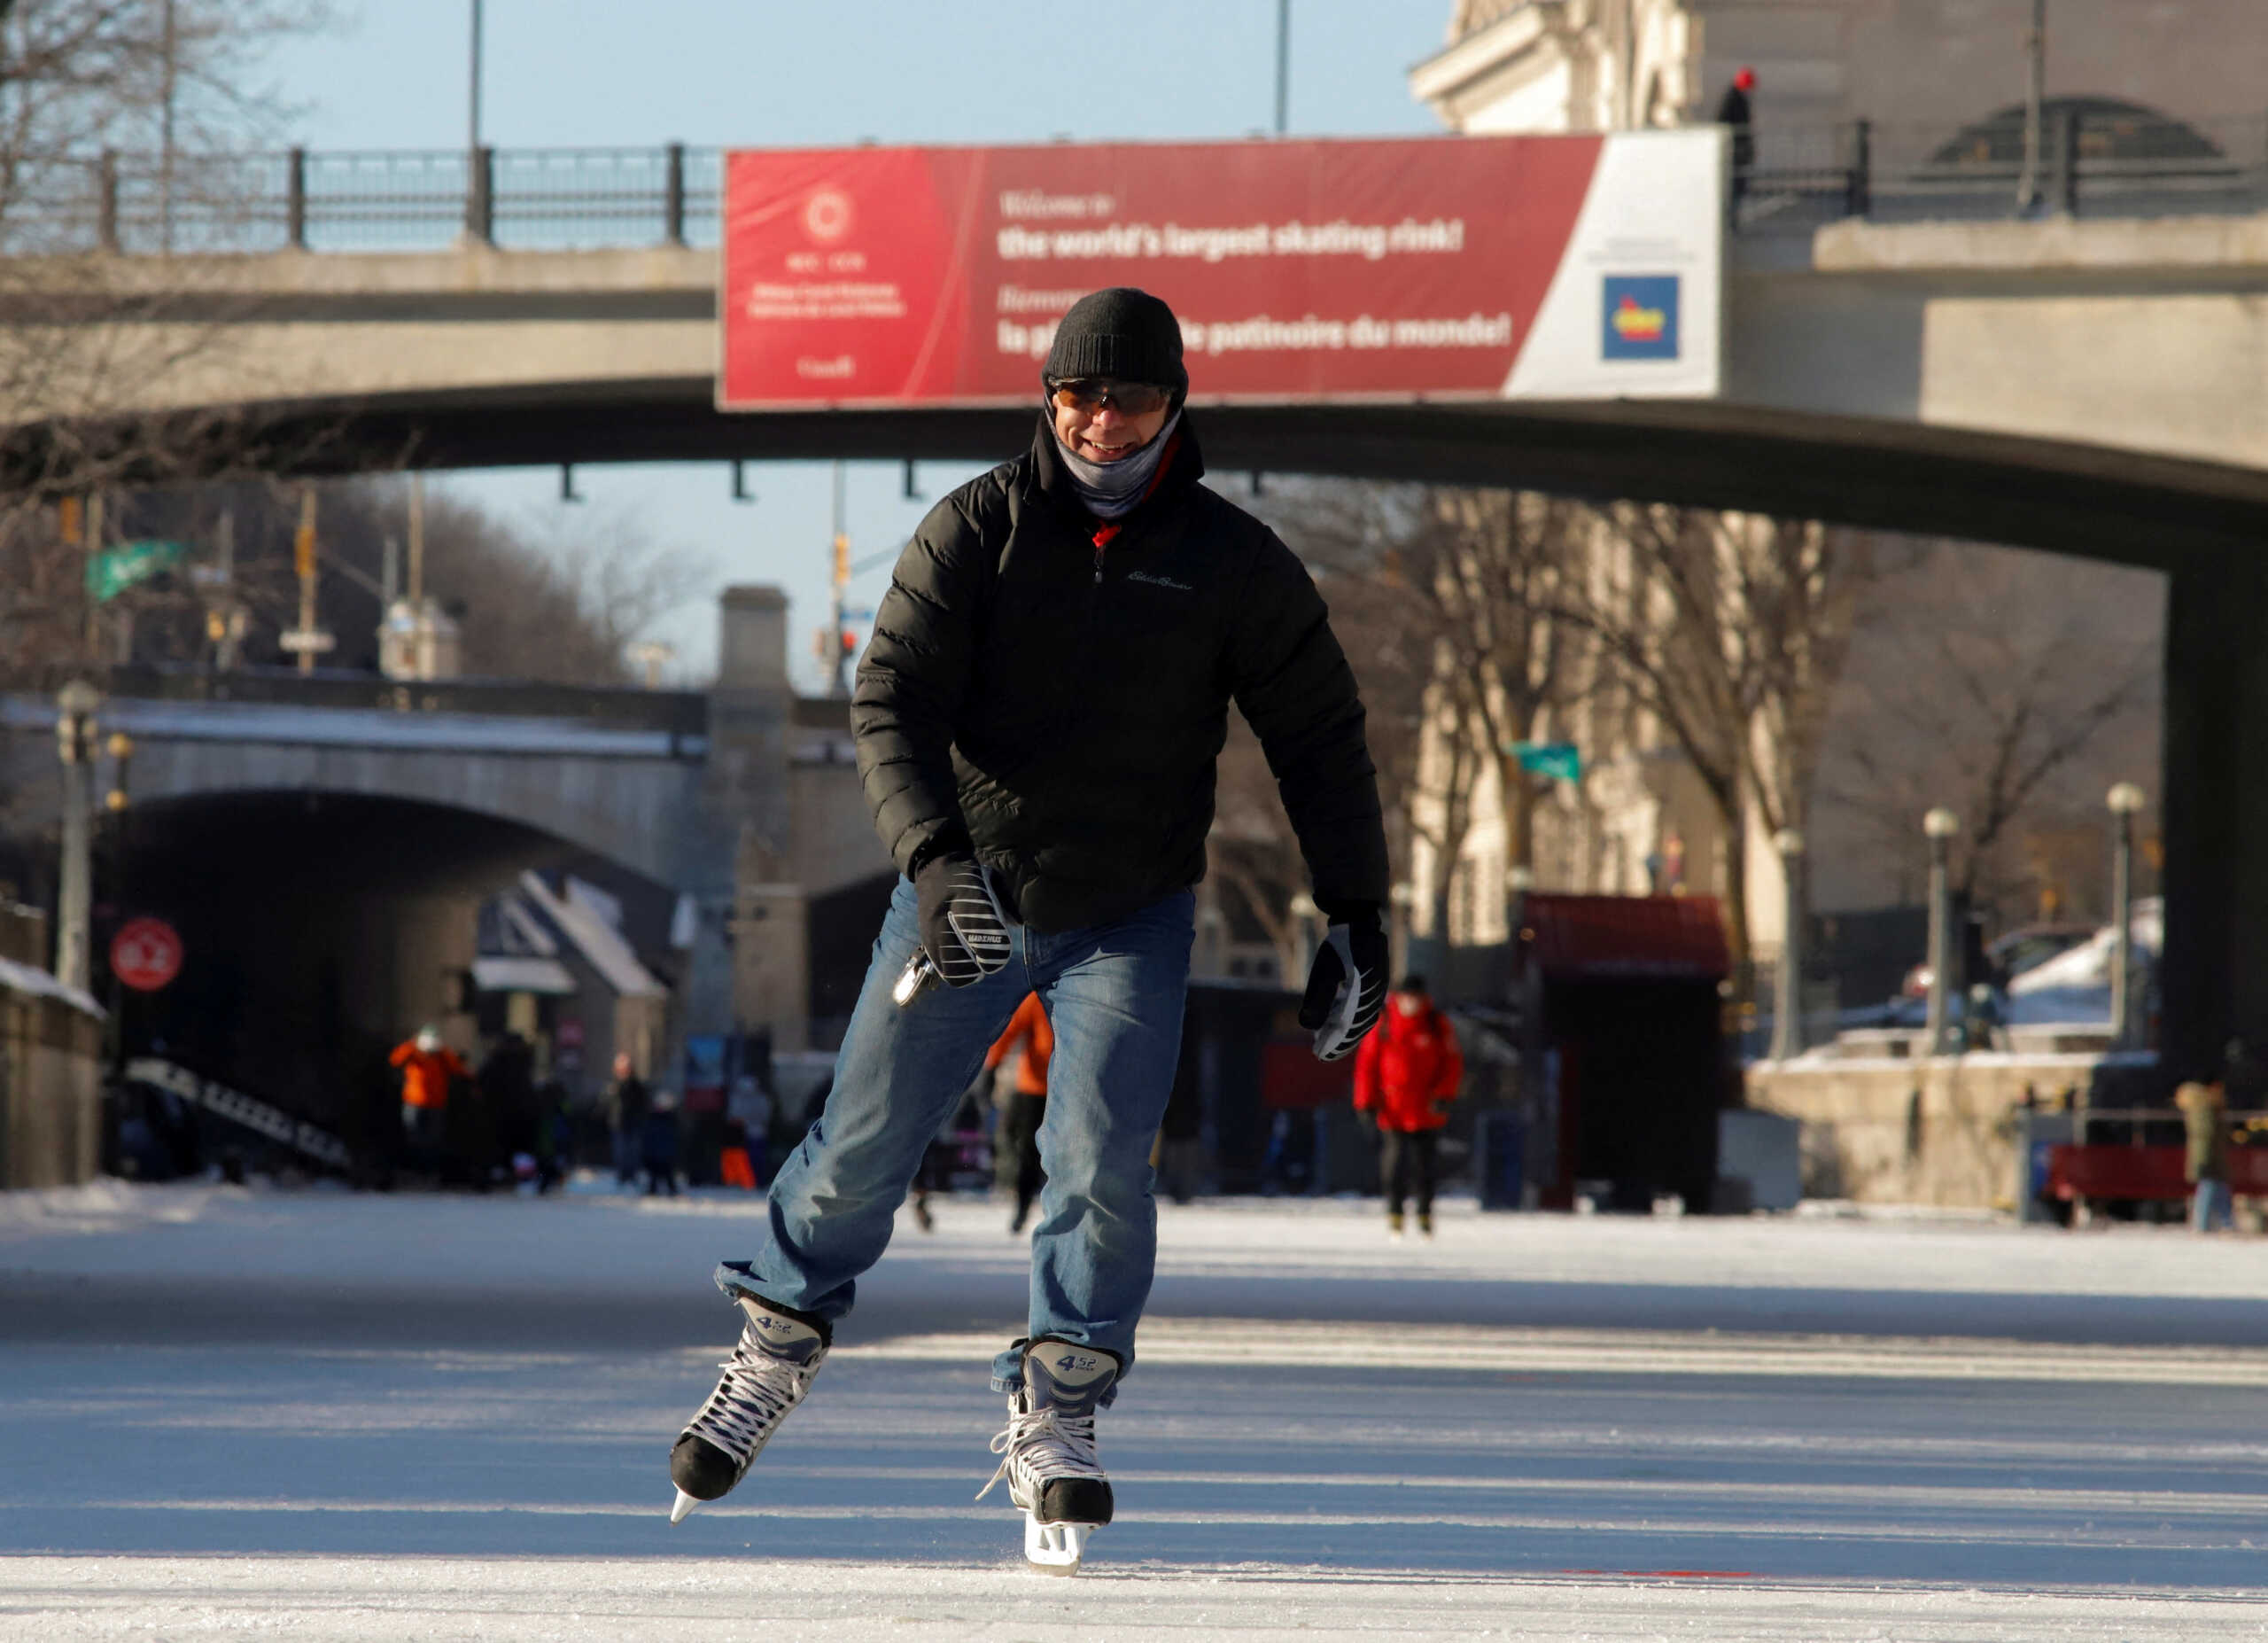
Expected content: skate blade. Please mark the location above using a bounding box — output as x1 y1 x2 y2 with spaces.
669 1488 702 1525
1024 1514 1094 1574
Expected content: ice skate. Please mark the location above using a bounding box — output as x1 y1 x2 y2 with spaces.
977 1337 1118 1573
667 1295 827 1523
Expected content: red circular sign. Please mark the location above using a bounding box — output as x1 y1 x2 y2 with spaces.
110 917 183 993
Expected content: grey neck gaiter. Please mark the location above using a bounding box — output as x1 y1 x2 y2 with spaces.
1052 409 1182 520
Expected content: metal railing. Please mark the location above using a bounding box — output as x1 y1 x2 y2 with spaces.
0 144 722 256
23 661 710 734
1742 110 2268 230
0 116 2263 257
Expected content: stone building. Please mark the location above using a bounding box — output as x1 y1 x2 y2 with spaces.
1412 1 2264 148
1398 0 2195 990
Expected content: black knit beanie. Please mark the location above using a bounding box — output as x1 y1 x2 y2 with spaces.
1044 287 1187 396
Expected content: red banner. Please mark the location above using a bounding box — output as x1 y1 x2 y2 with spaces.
717 136 1617 409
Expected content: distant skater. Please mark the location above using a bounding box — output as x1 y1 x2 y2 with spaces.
1717 66 1757 214
601 1053 651 1189
988 993 1054 1235
1354 976 1463 1240
389 1026 468 1175
2178 1078 2233 1233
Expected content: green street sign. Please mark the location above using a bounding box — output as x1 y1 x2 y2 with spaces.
1512 741 1582 783
86 540 189 603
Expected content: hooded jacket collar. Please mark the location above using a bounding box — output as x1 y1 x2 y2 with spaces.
1029 407 1208 528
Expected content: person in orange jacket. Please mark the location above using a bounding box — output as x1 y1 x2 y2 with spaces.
986 993 1055 1234
1353 976 1463 1239
390 1025 470 1157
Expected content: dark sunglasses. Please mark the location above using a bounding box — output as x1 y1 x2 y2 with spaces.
1048 378 1173 417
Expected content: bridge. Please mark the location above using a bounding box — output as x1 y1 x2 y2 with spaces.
7 137 2268 574
9 136 2268 1077
0 586 880 1127
0 670 713 888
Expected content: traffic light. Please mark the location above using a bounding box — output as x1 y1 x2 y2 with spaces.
833 532 850 587
57 495 82 546
294 487 318 579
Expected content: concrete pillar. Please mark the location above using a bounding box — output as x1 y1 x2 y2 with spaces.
732 880 810 1053
2159 565 2268 1082
680 586 795 1045
718 585 791 695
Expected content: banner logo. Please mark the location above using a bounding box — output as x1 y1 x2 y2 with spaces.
1602 275 1680 361
802 188 855 244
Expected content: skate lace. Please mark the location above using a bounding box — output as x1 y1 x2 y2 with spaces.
684 1329 819 1468
975 1406 1103 1501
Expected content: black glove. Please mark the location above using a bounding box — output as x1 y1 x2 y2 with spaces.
1299 901 1387 1061
913 853 1013 987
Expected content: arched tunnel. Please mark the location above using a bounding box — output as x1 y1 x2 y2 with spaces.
99 789 664 1164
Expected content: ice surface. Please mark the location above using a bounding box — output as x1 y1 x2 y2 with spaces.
5 1182 2268 1639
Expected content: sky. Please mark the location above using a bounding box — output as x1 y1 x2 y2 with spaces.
260 2 1454 689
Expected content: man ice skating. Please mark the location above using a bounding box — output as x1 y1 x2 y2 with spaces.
667 286 1390 1571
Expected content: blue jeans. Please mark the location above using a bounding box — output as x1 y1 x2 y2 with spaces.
2193 1177 2233 1232
718 878 1194 1403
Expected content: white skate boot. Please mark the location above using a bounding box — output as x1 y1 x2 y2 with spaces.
668 1295 827 1523
977 1337 1118 1573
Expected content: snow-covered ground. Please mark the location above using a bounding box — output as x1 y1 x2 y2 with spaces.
7 1180 2268 1639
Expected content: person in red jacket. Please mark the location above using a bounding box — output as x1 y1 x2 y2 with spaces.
1353 976 1463 1239
389 1025 470 1167
985 993 1055 1234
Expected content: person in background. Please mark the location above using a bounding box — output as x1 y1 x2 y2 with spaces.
727 1072 774 1187
987 992 1054 1234
1717 66 1757 214
531 1076 572 1195
2177 1078 2233 1234
601 1052 651 1190
1354 976 1464 1240
474 1030 536 1191
718 1118 758 1191
389 1025 469 1172
1152 1023 1206 1207
642 1089 682 1197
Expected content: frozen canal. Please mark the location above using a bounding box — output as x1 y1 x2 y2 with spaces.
6 1181 2268 1639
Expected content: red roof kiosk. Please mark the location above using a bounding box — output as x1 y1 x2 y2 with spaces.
1518 894 1734 1212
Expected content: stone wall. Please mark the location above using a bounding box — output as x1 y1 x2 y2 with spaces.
1743 1052 2132 1208
1 983 103 1189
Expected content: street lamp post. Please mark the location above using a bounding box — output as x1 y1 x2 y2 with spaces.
2107 782 2146 1048
1274 0 1290 136
469 0 485 153
52 681 101 993
1922 807 1961 1055
2016 0 2047 212
1772 829 1806 1061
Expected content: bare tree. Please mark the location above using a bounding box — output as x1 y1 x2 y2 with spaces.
385 488 713 686
1814 539 2161 925
1260 480 1586 949
0 0 332 691
1567 503 1870 983
1409 489 1583 907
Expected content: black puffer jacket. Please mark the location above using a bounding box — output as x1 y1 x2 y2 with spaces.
853 411 1386 933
